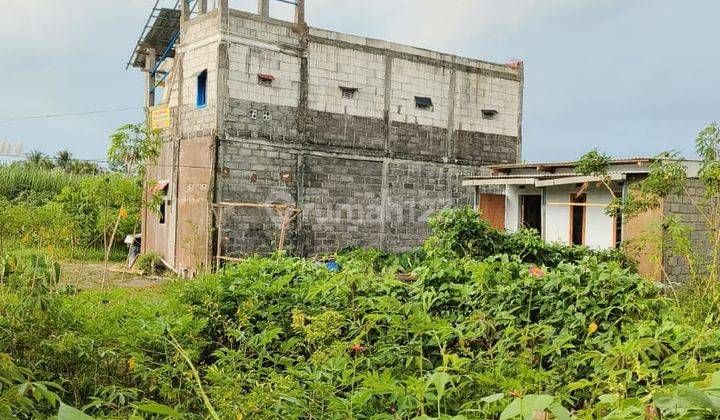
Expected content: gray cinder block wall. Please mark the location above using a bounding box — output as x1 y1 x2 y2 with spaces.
663 179 715 285
147 2 524 267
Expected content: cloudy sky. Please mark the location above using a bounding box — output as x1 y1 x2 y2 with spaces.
0 0 717 162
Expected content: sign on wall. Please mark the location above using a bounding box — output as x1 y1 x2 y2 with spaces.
149 105 170 130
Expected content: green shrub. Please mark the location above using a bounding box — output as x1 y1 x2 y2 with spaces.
0 208 718 419
426 207 634 269
0 251 204 418
170 253 717 418
135 252 165 275
55 173 142 246
0 165 142 254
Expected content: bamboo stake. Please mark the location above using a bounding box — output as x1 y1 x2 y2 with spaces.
277 209 291 251
546 202 609 208
215 206 223 271
101 210 123 291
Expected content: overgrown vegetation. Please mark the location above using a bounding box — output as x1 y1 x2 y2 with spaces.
0 203 719 418
1 124 719 418
577 123 720 324
0 122 160 260
0 165 141 258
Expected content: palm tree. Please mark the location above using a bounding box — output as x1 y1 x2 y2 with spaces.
55 150 72 170
68 160 101 175
26 150 54 170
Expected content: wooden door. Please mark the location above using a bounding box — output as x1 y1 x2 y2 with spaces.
176 137 214 277
624 205 663 281
478 194 506 230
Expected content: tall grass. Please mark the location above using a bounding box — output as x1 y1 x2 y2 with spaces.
0 165 86 201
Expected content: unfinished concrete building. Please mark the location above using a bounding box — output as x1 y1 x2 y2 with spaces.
129 0 523 275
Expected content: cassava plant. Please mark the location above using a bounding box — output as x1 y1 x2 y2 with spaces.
107 123 162 178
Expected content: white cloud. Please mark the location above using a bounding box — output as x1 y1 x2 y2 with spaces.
306 0 626 54
0 0 150 57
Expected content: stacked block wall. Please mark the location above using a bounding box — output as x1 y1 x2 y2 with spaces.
663 179 715 284
179 10 523 257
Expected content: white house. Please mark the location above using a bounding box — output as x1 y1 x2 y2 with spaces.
463 158 704 281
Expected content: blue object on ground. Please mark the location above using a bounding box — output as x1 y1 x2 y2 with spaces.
325 261 341 272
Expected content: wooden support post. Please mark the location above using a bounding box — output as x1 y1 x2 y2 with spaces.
181 0 190 21
215 206 224 270
258 0 270 17
144 48 157 108
200 0 208 13
277 210 289 251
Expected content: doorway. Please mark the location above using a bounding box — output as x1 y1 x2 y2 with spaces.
520 195 542 234
570 193 586 246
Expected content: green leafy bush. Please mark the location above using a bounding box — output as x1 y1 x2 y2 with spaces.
0 250 205 418
0 165 141 256
0 208 718 418
425 207 633 268
135 252 165 275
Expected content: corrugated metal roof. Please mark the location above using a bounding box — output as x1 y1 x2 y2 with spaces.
488 157 654 172
464 173 577 181
463 172 632 187
130 8 181 69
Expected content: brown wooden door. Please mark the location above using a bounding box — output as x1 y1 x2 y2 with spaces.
624 205 663 281
478 194 506 230
176 137 214 277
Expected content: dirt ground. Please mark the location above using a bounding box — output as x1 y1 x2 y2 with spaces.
60 261 171 289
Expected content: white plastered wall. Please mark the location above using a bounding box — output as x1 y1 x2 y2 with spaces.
543 184 615 249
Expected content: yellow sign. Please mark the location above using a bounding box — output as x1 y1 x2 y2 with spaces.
149 105 171 130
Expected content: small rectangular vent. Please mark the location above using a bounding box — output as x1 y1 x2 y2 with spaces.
482 109 499 119
340 86 358 99
415 96 433 111
258 73 275 86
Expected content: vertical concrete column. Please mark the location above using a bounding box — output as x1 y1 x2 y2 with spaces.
219 0 229 33
295 152 307 255
216 43 230 138
199 0 208 14
379 159 389 248
445 68 457 160
295 0 306 28
181 0 190 21
258 0 270 17
515 62 525 163
144 48 157 108
382 55 393 153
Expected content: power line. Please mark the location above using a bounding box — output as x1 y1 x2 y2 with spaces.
0 153 109 163
0 153 213 170
0 107 143 124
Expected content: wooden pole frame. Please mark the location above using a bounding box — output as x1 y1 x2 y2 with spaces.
212 202 302 271
546 202 608 208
